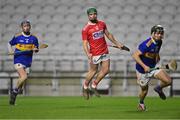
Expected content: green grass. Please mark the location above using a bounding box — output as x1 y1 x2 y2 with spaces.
0 96 180 119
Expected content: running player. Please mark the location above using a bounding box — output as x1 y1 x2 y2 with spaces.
132 25 172 111
8 20 39 105
82 7 128 100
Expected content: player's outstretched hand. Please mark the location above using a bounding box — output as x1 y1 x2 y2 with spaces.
8 52 14 55
121 45 130 51
33 48 39 53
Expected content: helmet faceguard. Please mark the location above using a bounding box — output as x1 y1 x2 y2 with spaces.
21 20 31 27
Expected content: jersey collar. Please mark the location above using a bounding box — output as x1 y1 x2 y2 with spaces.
88 20 98 25
22 32 31 37
151 37 157 45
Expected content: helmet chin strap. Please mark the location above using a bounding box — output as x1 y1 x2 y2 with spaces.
23 31 30 35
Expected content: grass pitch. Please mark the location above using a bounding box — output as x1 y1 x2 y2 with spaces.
0 96 180 119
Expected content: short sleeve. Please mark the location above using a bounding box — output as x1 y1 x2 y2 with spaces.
9 36 17 46
82 28 88 41
33 36 39 48
103 22 107 30
138 42 148 54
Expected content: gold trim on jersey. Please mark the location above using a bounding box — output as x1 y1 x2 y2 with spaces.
146 38 156 47
15 44 35 51
15 32 38 39
15 32 23 37
144 52 158 59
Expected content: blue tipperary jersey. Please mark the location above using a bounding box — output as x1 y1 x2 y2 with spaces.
136 37 162 73
9 32 39 67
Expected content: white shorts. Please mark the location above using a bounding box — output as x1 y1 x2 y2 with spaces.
92 54 110 64
14 63 30 74
136 69 161 86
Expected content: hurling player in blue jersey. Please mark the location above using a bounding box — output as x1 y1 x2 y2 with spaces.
132 25 172 111
8 20 39 105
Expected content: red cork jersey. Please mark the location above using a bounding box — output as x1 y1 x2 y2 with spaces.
82 20 109 56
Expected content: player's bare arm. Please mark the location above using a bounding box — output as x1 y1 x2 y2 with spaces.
7 43 14 54
82 40 92 60
33 47 39 53
104 29 123 49
132 50 150 72
155 54 160 63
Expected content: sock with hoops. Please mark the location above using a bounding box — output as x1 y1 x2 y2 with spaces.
83 80 89 89
92 80 98 88
155 85 162 91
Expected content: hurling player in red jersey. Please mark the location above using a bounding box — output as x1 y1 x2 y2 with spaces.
82 7 127 100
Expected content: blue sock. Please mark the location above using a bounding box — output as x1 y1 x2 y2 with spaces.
13 88 19 94
156 85 162 91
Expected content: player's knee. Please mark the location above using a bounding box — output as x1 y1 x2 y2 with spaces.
166 78 172 85
105 66 110 73
20 74 28 81
162 76 172 85
102 68 109 75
